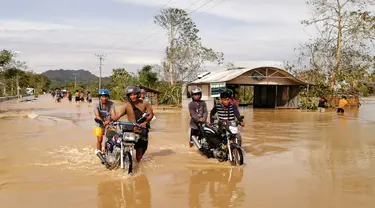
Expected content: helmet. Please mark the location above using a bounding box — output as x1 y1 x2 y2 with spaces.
99 89 110 97
140 89 145 93
125 85 140 96
220 89 231 99
226 89 234 98
190 87 202 95
190 87 202 101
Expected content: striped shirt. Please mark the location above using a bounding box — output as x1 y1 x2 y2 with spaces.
210 103 241 123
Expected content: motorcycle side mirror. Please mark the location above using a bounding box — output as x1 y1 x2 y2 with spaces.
239 116 244 120
94 118 103 125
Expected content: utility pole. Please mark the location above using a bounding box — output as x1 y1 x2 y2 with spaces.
73 73 77 90
16 73 19 97
95 54 106 91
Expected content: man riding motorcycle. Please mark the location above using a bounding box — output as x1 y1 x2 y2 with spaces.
188 87 208 148
210 89 245 127
94 89 116 158
113 86 154 163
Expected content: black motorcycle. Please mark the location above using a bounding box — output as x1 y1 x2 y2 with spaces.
191 116 245 166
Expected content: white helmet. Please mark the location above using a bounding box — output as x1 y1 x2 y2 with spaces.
190 87 202 95
190 87 202 101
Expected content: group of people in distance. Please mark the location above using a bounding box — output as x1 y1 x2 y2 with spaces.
318 95 352 114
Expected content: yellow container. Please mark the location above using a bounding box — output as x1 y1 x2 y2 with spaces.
94 126 104 137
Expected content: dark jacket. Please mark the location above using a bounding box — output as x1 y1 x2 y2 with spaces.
188 100 208 129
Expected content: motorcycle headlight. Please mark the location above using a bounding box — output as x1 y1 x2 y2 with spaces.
229 126 238 134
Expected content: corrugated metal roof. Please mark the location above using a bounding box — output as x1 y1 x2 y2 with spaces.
190 67 309 85
191 68 250 84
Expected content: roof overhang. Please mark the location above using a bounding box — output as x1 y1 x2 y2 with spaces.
189 66 310 85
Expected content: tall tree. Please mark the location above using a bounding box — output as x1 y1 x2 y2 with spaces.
109 68 137 101
154 7 224 84
0 50 13 69
138 65 158 87
303 0 375 89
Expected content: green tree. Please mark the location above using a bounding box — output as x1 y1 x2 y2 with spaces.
109 68 138 101
0 50 13 68
138 65 158 87
154 7 224 83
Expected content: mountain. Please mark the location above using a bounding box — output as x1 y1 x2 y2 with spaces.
42 69 100 82
42 69 110 88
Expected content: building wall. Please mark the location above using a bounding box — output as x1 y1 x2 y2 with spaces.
276 86 301 108
182 83 215 110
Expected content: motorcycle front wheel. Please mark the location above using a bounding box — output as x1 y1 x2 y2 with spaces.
235 134 242 147
230 147 244 166
123 151 133 174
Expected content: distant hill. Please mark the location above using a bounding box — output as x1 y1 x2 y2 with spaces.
42 69 110 88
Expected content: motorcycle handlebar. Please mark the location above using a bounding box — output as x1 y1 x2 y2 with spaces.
94 119 146 129
112 121 146 129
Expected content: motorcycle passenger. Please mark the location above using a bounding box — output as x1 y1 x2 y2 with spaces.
94 89 116 157
113 86 154 163
188 87 208 148
210 89 245 127
140 89 151 103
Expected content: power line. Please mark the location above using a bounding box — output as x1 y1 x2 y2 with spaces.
95 54 106 90
117 0 219 51
113 0 204 50
109 0 176 48
193 0 228 17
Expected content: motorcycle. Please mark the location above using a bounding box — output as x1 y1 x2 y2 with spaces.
94 112 149 174
191 116 245 166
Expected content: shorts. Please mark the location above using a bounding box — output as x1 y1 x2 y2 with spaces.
337 108 344 113
75 97 80 102
135 128 149 150
318 107 325 113
135 139 148 150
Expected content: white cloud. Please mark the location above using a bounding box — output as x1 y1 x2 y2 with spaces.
116 0 310 24
0 20 73 31
0 0 316 77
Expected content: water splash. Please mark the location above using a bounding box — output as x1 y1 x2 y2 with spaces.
27 145 164 179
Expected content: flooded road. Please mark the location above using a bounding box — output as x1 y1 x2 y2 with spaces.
1 95 375 208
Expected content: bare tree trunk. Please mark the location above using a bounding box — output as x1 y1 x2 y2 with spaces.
169 26 175 85
331 1 343 90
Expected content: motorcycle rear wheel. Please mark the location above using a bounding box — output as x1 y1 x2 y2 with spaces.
230 147 244 166
123 151 133 174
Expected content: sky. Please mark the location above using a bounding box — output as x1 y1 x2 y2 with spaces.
0 0 315 77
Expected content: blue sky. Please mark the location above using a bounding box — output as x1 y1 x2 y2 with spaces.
1 0 313 76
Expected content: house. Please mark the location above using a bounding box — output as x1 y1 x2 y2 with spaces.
139 85 161 105
182 66 309 110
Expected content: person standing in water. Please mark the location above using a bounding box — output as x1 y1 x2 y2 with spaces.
318 97 327 113
87 91 92 104
75 90 80 104
68 91 72 103
188 87 208 148
337 96 348 114
94 89 116 158
113 86 154 163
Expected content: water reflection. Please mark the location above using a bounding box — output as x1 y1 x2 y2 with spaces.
188 168 245 208
97 175 151 208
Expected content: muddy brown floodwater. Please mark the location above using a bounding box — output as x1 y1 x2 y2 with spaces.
1 95 375 208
